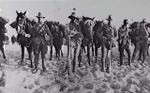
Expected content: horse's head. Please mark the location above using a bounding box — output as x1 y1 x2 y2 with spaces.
129 22 140 30
16 11 26 25
93 20 104 32
16 11 27 33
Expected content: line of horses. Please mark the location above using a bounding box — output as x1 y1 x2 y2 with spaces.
1 11 150 75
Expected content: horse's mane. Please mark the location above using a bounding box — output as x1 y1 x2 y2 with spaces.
130 22 140 29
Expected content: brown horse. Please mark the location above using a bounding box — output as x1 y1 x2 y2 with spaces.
78 16 95 67
0 17 8 59
11 11 34 68
45 21 65 61
93 20 104 63
60 21 83 74
129 22 150 64
94 20 117 73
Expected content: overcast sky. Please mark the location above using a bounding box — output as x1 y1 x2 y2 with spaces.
0 0 150 36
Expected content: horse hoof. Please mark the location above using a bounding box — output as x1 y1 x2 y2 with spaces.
43 67 47 72
30 65 34 68
72 69 75 73
101 69 105 72
32 69 38 74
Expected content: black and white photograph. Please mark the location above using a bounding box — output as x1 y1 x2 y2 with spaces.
0 0 150 93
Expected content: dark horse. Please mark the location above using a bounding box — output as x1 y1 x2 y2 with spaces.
129 22 150 64
11 11 34 68
0 19 8 59
78 16 95 67
93 20 117 73
93 20 104 63
60 21 83 74
46 21 64 61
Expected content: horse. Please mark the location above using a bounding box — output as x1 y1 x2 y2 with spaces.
0 22 8 59
59 20 83 74
45 21 64 61
11 35 18 44
93 20 104 63
129 22 150 64
78 16 95 67
94 20 117 73
11 11 34 68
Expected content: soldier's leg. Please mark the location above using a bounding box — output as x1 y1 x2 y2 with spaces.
126 46 131 66
119 43 124 66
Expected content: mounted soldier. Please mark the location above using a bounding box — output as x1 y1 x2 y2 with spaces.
118 19 131 66
68 8 80 33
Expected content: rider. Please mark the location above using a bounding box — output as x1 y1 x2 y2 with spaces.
68 8 80 32
68 8 79 24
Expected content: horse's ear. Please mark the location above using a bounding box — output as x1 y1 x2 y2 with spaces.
23 11 27 15
16 10 19 15
92 17 95 21
57 22 59 25
102 20 104 23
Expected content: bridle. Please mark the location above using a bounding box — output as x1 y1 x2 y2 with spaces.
17 15 27 35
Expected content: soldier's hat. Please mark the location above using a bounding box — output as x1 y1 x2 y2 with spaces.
123 19 128 24
106 15 112 21
36 12 45 19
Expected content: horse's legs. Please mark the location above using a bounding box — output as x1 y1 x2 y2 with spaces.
132 44 140 62
49 45 53 61
87 45 91 66
141 44 149 64
0 44 6 60
101 46 106 72
95 44 98 63
63 37 71 75
138 49 142 61
61 48 63 57
126 46 131 66
27 47 33 68
92 43 94 57
78 48 83 67
20 44 24 65
141 50 147 64
72 46 77 72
